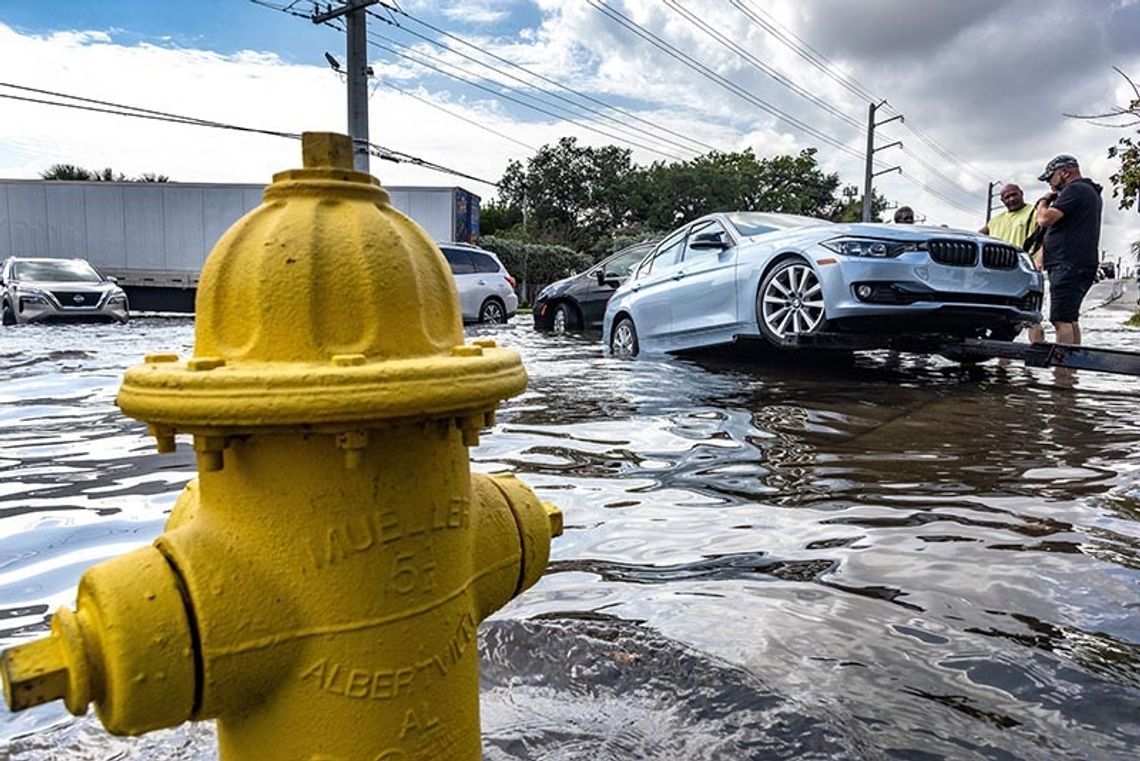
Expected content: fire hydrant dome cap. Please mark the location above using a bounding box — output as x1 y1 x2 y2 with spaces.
116 132 527 428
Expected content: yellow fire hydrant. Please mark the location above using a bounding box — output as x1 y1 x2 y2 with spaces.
0 132 561 760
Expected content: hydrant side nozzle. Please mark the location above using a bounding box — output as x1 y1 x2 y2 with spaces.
0 546 197 736
484 474 561 596
1 624 75 712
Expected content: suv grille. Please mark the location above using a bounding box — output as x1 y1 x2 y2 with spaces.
52 291 100 307
982 243 1020 270
927 240 978 267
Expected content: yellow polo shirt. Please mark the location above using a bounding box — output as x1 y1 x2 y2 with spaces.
987 204 1036 249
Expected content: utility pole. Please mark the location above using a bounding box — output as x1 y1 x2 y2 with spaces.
985 180 1003 223
313 0 381 173
862 101 903 222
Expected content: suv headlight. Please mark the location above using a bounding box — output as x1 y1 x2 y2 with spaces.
821 237 917 258
16 286 48 302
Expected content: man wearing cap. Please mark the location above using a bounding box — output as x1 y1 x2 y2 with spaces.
1034 154 1103 346
981 184 1044 343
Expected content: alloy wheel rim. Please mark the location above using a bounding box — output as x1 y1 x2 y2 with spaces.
762 264 824 337
612 323 635 356
552 307 567 334
483 303 504 323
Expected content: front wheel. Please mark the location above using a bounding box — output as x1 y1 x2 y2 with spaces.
478 298 506 324
757 259 826 346
1 301 15 326
552 303 577 335
610 317 639 358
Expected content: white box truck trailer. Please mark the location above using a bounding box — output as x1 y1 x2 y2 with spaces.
0 180 480 311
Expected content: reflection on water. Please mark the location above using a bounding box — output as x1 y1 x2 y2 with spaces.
2 302 1139 759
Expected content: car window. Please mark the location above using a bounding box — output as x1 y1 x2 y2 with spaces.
469 251 501 274
601 245 653 279
441 248 474 274
636 231 685 279
13 259 102 282
681 220 729 261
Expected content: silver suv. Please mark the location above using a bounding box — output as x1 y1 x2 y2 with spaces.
439 243 518 324
1 257 130 325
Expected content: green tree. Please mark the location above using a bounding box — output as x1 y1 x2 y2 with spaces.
1070 68 1140 210
478 199 522 238
625 148 841 229
498 137 634 248
831 190 890 222
40 164 169 182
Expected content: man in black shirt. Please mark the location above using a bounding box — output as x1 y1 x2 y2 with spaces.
1034 154 1103 346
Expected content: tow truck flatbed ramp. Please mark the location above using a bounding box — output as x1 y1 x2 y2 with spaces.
781 332 1140 377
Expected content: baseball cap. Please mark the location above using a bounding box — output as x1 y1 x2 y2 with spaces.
1037 154 1078 182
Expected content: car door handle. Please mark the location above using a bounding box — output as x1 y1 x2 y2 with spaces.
631 284 642 292
672 271 685 281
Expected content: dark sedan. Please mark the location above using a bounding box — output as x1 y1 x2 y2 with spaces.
533 241 655 334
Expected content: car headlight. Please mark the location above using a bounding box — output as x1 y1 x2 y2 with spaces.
16 286 49 302
821 237 916 258
107 293 127 304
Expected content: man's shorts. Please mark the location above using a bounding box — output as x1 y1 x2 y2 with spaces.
1046 262 1097 323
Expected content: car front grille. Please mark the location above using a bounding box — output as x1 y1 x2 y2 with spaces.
982 243 1020 270
51 291 101 308
926 240 978 267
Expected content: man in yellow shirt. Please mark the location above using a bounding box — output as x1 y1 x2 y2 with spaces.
980 183 1044 343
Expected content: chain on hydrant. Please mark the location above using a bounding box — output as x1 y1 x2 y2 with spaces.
0 132 562 760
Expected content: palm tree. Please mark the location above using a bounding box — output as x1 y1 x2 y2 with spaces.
39 164 169 182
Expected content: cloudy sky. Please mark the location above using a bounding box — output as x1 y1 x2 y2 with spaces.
1 0 1138 260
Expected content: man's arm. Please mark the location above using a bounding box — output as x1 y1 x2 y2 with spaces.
1036 193 1063 227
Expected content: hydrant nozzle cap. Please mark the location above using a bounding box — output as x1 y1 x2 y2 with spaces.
302 132 354 170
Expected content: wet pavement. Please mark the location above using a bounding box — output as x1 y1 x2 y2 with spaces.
2 282 1139 759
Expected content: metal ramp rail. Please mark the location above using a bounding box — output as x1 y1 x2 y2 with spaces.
782 332 1140 377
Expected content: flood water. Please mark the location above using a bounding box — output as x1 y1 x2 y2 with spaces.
2 287 1139 760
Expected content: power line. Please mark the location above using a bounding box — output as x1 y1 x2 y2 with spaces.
723 0 991 195
364 32 689 161
586 0 865 162
373 7 718 156
0 82 500 187
379 79 538 152
663 0 864 131
727 0 880 105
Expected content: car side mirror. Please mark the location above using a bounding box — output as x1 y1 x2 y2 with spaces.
595 269 605 287
689 232 728 250
106 275 118 284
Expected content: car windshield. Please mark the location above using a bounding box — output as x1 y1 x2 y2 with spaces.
13 260 102 283
725 212 824 237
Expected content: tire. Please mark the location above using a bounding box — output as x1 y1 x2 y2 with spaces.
478 298 506 324
610 316 639 358
1 300 15 326
552 303 578 335
757 258 826 346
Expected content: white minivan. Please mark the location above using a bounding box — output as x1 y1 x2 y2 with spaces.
439 243 518 324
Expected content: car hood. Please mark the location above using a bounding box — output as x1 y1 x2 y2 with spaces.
810 222 985 242
15 279 115 289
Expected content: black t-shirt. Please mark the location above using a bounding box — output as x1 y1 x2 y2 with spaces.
1042 178 1103 270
